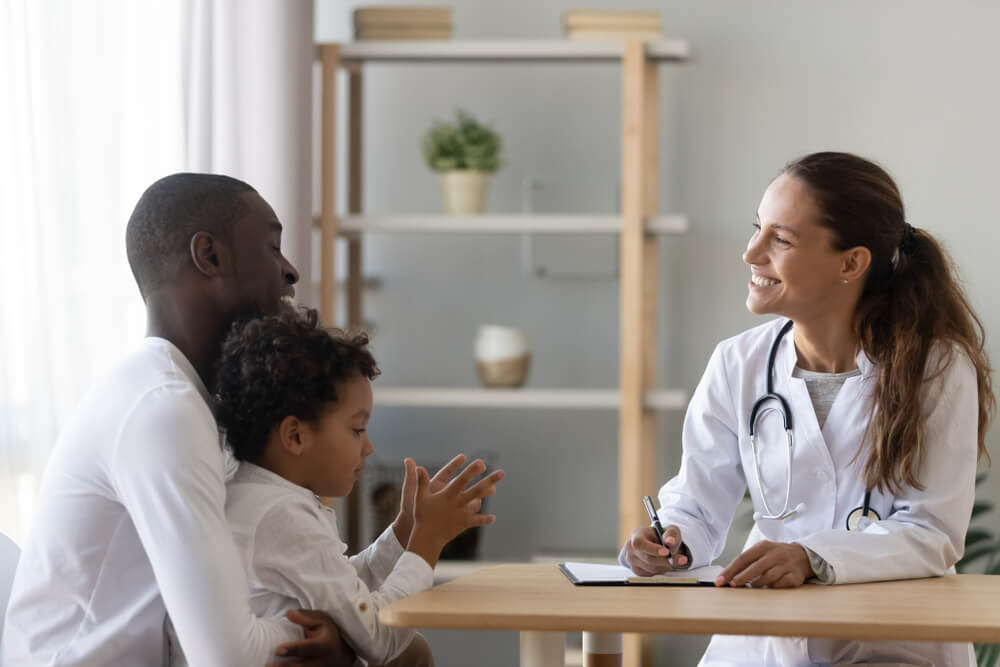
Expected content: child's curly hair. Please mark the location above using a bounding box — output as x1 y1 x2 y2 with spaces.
213 307 380 463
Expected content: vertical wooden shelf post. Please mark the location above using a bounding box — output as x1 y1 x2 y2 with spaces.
344 64 364 554
619 39 659 667
319 44 340 329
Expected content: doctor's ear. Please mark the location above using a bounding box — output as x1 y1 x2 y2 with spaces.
840 246 871 284
277 416 308 456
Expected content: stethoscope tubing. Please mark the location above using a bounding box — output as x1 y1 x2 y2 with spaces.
749 320 877 528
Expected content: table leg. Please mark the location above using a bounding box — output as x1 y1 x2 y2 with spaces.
583 632 622 667
520 631 565 667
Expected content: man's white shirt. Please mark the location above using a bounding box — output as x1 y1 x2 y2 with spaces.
1 338 300 666
215 462 434 666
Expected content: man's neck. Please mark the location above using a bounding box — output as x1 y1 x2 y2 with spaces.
145 293 227 390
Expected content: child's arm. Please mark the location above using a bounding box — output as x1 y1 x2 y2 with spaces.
350 455 471 589
251 498 432 666
347 524 406 591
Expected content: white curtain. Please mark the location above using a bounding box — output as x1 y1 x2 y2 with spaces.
0 0 314 545
182 0 315 305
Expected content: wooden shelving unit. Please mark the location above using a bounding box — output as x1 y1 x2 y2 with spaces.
314 213 689 235
316 38 690 667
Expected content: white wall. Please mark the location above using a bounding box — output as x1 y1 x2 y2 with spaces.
315 2 1000 664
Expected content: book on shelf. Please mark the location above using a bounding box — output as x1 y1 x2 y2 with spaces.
355 28 452 41
562 9 662 40
353 5 453 41
566 29 663 41
354 6 451 24
564 10 660 27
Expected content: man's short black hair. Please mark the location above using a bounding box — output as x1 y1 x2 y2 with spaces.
214 307 381 464
125 172 256 296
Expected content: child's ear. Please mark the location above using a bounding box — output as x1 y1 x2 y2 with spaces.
277 416 307 456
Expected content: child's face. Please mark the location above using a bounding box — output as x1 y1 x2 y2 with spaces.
301 374 374 497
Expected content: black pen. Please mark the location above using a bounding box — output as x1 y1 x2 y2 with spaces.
642 495 667 551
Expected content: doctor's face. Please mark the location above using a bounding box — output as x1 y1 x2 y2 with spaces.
743 173 847 321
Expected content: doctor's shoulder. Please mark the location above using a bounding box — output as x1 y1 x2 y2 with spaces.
917 340 979 401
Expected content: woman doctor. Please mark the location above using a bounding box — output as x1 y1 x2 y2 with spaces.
622 152 995 666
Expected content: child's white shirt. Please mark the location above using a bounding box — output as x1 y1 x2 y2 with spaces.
222 462 434 665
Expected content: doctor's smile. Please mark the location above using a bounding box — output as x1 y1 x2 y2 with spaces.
622 151 994 666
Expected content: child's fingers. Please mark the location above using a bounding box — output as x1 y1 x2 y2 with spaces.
461 469 504 500
430 454 466 485
416 466 430 494
447 458 487 492
468 513 497 527
400 458 417 503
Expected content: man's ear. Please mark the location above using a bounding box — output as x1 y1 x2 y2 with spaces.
190 232 228 278
840 245 871 283
277 416 307 456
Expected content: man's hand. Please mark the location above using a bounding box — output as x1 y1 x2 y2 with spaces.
393 454 469 545
267 609 355 667
715 541 813 588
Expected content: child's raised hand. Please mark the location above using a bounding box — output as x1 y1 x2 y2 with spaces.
392 458 421 544
406 458 505 568
394 454 469 544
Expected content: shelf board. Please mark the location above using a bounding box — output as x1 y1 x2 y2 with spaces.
315 214 688 235
373 387 687 411
326 39 690 64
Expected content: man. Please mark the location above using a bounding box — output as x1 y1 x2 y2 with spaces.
2 174 353 666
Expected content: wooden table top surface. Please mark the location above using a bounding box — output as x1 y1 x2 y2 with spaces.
379 563 1000 643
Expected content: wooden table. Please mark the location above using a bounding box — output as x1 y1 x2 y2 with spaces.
380 564 1000 666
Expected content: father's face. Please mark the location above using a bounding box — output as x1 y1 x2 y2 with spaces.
226 191 300 317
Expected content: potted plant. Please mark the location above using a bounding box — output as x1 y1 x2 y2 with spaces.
421 108 503 214
957 473 1000 666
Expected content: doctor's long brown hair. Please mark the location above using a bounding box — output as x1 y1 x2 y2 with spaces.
784 152 994 494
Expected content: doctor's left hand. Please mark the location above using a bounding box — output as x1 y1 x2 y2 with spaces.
715 541 813 589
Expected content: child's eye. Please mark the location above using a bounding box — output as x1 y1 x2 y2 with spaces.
774 236 790 246
353 429 366 436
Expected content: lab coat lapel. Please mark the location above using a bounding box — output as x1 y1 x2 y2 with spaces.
776 331 837 472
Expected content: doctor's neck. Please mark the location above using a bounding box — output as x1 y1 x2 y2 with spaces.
791 318 859 374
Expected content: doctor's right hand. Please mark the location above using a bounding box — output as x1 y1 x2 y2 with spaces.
625 524 688 576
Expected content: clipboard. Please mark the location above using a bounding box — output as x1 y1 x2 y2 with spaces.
559 561 722 587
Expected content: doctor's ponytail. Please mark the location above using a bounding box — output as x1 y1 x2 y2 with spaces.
784 152 994 494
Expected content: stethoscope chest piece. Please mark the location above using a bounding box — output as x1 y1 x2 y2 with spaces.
846 504 880 531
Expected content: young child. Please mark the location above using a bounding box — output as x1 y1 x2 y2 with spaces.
210 307 504 666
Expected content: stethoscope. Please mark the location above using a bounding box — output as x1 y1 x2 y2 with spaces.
748 320 880 531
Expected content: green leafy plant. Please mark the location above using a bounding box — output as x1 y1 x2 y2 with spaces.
957 473 1000 666
421 109 503 173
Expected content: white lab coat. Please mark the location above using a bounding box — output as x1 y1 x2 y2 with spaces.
654 318 979 667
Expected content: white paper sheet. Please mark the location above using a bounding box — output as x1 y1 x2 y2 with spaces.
560 561 723 585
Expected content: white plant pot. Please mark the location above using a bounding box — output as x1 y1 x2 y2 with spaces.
474 325 531 388
438 170 491 214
